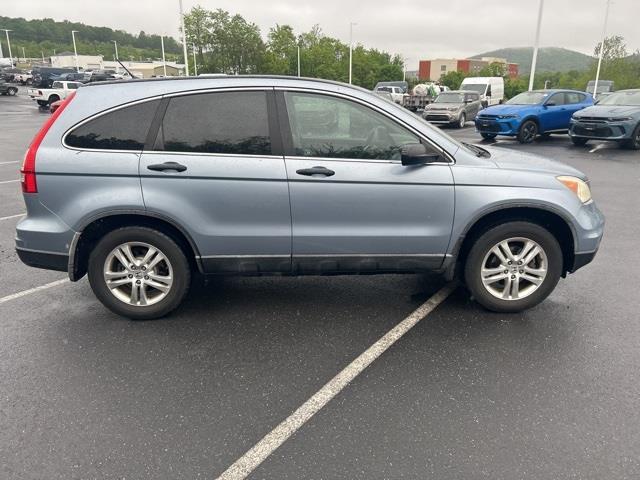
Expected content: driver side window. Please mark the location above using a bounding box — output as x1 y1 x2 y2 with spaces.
284 91 419 160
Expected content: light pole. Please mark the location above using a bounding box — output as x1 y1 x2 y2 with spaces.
348 22 357 84
528 0 544 91
71 30 79 73
112 40 119 61
593 0 611 100
1 30 13 68
192 44 197 76
22 46 26 62
0 39 3 59
161 35 167 76
297 45 301 77
179 0 190 76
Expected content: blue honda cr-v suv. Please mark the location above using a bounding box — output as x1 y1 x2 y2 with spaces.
16 77 604 319
475 89 594 143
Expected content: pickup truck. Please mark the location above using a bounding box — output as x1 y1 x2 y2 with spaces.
28 80 81 106
14 72 33 85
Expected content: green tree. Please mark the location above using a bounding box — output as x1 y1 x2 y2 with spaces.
439 70 466 90
263 25 297 75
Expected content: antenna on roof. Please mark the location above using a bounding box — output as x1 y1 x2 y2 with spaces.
116 58 137 79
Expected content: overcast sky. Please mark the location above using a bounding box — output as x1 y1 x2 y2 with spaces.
3 0 638 67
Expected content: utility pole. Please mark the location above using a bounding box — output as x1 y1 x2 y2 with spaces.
179 0 189 76
297 45 301 77
192 44 197 76
71 30 79 72
161 35 167 76
593 0 611 100
348 22 357 84
41 51 45 63
112 40 119 60
22 46 26 62
1 30 13 68
528 0 544 91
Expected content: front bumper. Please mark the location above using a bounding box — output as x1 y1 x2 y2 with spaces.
475 117 520 135
569 119 635 140
423 111 459 123
570 200 605 273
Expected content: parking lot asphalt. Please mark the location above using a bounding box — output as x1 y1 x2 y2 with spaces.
1 89 639 479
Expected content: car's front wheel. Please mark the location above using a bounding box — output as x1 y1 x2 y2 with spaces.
88 227 191 320
464 222 562 312
457 112 466 129
622 123 640 150
517 120 538 143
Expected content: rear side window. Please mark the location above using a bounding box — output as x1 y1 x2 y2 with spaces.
565 92 585 104
155 91 271 155
66 100 160 150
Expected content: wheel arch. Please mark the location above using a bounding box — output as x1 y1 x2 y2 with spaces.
446 205 576 281
68 211 203 281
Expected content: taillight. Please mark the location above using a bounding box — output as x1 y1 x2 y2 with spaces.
21 91 76 194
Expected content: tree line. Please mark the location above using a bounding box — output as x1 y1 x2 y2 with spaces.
437 36 639 98
183 7 403 89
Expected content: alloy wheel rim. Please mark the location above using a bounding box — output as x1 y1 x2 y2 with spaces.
103 242 173 307
480 237 548 301
523 123 536 142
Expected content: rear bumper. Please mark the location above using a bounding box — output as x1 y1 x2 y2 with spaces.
16 247 69 272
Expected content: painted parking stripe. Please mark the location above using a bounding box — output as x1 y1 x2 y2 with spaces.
0 161 19 165
0 213 25 221
0 179 19 184
0 279 69 306
216 283 457 480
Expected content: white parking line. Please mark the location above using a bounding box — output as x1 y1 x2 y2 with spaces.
0 279 69 306
0 179 19 184
0 213 25 221
0 161 19 165
216 282 457 480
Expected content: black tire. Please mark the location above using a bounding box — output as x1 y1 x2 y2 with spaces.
464 221 563 313
37 100 48 107
7 87 17 96
622 123 640 150
481 133 497 140
517 120 538 144
571 137 589 146
48 95 60 105
457 112 466 129
88 227 191 320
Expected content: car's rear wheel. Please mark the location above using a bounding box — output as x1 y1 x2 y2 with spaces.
48 95 60 105
36 100 48 106
481 133 497 140
464 221 562 313
571 137 589 146
517 120 538 143
7 87 17 96
622 123 640 150
88 227 191 320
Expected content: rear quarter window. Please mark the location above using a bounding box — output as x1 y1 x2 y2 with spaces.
65 99 160 150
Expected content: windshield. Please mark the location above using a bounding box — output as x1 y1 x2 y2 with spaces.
506 91 549 105
435 93 464 103
461 84 486 95
598 90 640 106
376 86 392 93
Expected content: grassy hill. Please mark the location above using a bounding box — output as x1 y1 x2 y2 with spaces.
472 47 594 74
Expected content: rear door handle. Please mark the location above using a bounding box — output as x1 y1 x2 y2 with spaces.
296 166 335 177
147 162 187 172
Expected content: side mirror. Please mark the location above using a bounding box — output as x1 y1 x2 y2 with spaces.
545 101 556 107
401 143 442 166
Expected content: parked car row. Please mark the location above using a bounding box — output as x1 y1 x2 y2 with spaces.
473 89 640 149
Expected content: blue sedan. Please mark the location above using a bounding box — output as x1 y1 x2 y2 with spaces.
475 89 594 143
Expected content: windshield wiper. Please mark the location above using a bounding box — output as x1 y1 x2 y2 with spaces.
462 142 491 158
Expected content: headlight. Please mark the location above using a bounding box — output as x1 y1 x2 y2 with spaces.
607 116 632 122
557 176 592 203
498 114 518 119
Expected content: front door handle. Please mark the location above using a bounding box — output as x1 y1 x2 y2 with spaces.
296 166 335 177
147 162 187 172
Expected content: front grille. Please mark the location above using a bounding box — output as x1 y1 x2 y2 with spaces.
476 121 501 132
425 114 451 122
573 125 613 137
575 117 607 123
477 114 499 119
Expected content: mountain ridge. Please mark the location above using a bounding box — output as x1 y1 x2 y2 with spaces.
471 47 594 74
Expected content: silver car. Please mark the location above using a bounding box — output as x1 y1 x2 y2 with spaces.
423 90 482 128
16 76 604 319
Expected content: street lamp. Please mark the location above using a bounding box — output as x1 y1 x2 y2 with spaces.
160 35 167 77
593 0 611 100
348 22 357 84
528 0 544 91
192 44 198 76
112 40 119 61
71 30 79 73
178 0 190 76
297 45 301 77
1 29 13 68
